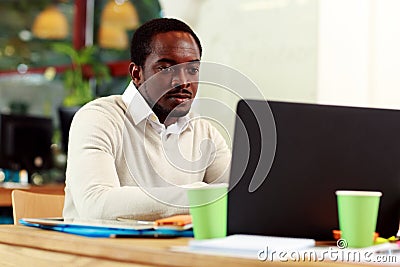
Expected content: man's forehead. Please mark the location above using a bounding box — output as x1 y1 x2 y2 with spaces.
150 31 200 57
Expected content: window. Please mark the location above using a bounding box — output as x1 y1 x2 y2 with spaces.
0 0 162 81
0 0 74 72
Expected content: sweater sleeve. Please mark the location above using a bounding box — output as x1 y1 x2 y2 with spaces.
64 104 189 221
203 123 232 185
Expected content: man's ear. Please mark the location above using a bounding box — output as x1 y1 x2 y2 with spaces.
129 62 143 87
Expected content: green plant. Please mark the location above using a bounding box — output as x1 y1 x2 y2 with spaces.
52 43 111 107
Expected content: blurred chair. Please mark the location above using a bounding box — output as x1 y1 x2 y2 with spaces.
11 190 64 225
58 106 80 153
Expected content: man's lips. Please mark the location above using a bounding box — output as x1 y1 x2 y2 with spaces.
168 94 192 104
165 89 192 103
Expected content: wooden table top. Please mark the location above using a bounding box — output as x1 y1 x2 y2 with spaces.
0 225 392 267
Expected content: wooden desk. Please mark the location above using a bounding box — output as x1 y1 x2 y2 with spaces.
0 183 65 207
0 225 393 267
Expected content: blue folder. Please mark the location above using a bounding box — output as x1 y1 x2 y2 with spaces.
19 218 194 238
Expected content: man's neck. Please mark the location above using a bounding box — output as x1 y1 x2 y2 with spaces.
162 116 178 127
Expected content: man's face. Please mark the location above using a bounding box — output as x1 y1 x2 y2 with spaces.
133 31 201 124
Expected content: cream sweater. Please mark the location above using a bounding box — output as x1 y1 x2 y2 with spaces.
63 95 231 220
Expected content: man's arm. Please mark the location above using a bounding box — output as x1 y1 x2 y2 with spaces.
203 123 232 184
64 104 189 221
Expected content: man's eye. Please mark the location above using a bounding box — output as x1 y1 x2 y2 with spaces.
187 67 199 75
158 66 173 73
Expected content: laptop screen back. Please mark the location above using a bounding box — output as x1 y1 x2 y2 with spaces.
228 100 400 240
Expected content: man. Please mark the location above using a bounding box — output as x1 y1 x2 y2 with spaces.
63 18 231 221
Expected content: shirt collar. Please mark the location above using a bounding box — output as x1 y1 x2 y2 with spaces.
122 81 193 134
122 81 153 125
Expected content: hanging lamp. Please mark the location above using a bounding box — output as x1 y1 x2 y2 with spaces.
32 5 69 40
98 24 129 50
100 0 139 30
98 0 139 49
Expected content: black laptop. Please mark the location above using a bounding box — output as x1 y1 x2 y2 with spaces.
228 99 400 240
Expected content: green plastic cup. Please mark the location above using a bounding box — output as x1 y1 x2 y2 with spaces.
187 183 228 240
336 190 382 248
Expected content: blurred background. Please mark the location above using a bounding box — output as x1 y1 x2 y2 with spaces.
0 0 399 220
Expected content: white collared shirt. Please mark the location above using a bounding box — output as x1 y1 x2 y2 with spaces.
121 81 192 137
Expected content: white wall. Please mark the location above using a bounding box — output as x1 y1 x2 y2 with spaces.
317 0 372 107
317 0 400 110
160 0 400 110
160 0 319 143
159 0 400 144
161 0 319 102
370 0 400 109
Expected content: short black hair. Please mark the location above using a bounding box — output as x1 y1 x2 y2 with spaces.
130 18 202 67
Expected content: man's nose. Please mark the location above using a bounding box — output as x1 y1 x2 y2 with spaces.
171 67 190 89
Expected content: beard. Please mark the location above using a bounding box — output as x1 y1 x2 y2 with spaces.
152 100 191 119
141 84 192 120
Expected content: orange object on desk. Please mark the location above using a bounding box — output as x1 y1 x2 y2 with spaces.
332 230 379 241
155 215 192 226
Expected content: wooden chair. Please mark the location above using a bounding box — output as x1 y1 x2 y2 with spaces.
11 190 65 225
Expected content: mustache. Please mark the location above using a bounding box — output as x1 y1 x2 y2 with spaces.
165 87 192 96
